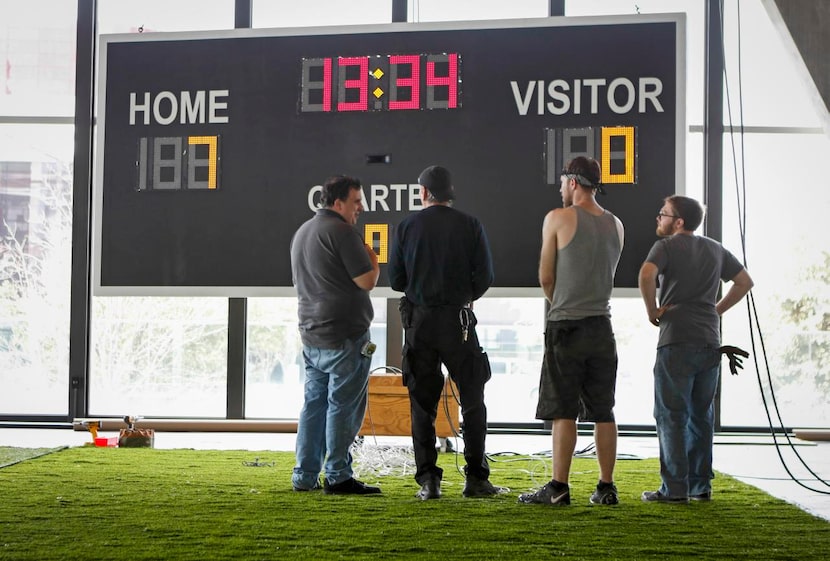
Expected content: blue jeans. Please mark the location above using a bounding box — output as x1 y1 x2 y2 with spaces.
292 331 371 489
653 344 720 498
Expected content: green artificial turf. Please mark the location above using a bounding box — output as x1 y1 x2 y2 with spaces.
0 446 827 561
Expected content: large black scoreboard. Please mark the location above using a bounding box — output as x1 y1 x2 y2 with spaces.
93 15 685 296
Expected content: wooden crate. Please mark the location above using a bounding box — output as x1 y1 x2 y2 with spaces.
359 373 460 438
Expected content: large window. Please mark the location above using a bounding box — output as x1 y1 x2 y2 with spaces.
409 0 548 22
2 1 826 430
253 0 393 27
245 298 390 419
718 0 829 428
85 1 236 418
0 2 76 415
88 297 229 416
97 0 233 34
720 131 830 428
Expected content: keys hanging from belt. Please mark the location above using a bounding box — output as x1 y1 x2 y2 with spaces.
459 307 471 342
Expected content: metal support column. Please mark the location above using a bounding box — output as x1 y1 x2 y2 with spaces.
68 0 96 420
705 0 725 429
226 0 253 419
383 0 408 370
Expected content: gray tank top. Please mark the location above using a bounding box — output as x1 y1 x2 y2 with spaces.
548 207 622 321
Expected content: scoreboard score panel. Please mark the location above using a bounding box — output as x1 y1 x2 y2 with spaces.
300 52 461 112
93 14 685 296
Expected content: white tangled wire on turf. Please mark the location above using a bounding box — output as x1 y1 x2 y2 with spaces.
350 439 416 479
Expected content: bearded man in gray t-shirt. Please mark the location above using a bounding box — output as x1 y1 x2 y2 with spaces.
639 195 753 504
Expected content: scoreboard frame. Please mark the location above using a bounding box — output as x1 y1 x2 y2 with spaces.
93 14 686 297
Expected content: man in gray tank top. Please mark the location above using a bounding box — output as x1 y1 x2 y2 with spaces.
519 157 625 507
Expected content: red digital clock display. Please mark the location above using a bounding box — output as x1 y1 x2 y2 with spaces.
300 53 460 112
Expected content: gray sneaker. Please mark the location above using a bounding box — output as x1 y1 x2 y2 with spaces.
518 480 570 506
641 490 689 504
589 482 619 505
292 477 322 492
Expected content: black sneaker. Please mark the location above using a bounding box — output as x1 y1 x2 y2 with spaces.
462 475 508 498
589 481 619 505
690 491 712 501
323 478 381 495
518 480 571 506
641 490 689 504
415 476 441 500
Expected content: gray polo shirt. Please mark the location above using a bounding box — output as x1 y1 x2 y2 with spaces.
290 209 374 349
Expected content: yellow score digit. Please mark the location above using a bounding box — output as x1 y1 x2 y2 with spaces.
364 224 388 263
188 135 218 189
600 126 635 184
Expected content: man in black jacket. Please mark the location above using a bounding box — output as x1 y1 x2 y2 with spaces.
389 165 504 501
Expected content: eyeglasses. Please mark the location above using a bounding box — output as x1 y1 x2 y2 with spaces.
657 212 680 219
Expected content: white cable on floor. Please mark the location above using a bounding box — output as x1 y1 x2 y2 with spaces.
351 439 416 479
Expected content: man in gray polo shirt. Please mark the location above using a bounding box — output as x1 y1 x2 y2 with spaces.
290 175 380 495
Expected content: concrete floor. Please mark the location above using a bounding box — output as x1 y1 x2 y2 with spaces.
1 428 828 522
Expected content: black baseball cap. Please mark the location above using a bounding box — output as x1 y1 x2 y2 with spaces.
417 165 455 202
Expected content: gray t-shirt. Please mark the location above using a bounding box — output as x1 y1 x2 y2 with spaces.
645 234 744 348
290 209 374 349
548 208 622 321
